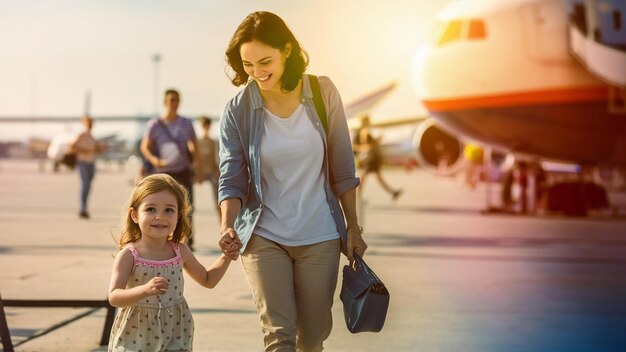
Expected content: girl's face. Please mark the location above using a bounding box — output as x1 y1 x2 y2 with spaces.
240 39 291 92
130 190 179 242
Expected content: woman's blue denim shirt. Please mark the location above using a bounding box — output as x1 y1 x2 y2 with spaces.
218 74 360 252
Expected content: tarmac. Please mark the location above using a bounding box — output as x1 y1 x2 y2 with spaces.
1 158 625 352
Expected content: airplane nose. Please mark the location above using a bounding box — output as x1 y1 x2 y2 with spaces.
411 45 437 99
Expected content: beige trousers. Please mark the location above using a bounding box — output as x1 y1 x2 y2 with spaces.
241 235 341 352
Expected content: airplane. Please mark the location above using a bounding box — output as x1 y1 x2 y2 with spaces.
42 131 131 172
410 0 625 165
345 0 625 214
2 115 156 172
404 0 626 214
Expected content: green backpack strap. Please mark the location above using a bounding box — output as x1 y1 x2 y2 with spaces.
309 75 328 136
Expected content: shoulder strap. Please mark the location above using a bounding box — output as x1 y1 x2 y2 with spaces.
127 245 139 260
157 118 192 161
309 75 328 136
169 241 180 256
157 119 178 143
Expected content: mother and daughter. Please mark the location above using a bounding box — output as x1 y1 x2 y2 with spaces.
108 10 366 352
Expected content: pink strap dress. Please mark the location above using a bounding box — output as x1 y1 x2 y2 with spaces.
109 242 194 351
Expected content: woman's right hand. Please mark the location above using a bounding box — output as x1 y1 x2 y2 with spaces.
219 227 242 261
347 226 368 263
143 277 169 296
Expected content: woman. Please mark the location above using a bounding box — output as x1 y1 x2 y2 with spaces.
218 11 367 352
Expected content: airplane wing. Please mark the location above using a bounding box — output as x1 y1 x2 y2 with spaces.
368 115 428 128
0 81 396 124
0 115 220 123
347 115 428 130
1 82 411 166
343 82 397 119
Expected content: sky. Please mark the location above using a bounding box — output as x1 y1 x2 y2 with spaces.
0 0 452 141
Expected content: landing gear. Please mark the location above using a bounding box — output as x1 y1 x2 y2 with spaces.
546 181 609 217
496 159 611 217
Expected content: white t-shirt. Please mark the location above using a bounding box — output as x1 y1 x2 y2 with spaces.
254 104 339 246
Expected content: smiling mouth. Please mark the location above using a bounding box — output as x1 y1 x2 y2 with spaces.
257 74 271 82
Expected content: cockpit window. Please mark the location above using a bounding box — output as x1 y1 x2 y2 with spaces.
468 20 487 39
436 19 487 46
437 20 463 46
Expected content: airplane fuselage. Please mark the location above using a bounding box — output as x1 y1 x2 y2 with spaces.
413 0 626 166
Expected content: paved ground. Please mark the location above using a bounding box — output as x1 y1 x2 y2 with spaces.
1 159 625 351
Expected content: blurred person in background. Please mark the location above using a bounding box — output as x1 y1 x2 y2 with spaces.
463 143 484 189
196 116 221 219
140 89 204 250
68 115 104 219
353 114 402 201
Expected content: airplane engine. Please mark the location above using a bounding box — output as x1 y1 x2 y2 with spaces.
411 118 463 175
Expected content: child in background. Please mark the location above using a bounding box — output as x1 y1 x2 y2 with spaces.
108 173 239 351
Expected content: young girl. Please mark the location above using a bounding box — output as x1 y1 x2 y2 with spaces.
108 173 236 351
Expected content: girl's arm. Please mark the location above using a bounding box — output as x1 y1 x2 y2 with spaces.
108 248 169 307
179 243 231 289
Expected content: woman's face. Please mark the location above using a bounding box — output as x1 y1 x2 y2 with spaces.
240 39 291 92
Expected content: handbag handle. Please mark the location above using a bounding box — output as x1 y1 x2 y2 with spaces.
353 254 388 295
352 254 376 280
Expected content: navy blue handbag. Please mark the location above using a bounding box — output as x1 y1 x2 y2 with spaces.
340 254 390 333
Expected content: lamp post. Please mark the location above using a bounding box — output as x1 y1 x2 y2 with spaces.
83 90 91 116
152 53 161 116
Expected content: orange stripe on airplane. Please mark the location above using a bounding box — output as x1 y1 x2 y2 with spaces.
422 86 608 111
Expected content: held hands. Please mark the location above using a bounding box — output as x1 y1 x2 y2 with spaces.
219 227 242 261
142 277 169 296
347 226 368 263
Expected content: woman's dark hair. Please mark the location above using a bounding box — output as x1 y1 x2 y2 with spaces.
225 11 309 92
